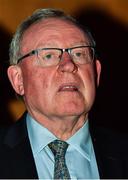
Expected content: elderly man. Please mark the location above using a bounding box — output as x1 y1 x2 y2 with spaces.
0 8 128 179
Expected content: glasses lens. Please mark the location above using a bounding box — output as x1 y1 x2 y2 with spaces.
38 49 61 66
71 47 94 64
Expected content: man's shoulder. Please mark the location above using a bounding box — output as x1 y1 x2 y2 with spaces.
0 112 27 146
91 125 128 155
0 113 38 179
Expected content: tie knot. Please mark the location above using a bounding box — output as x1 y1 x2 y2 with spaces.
48 140 69 157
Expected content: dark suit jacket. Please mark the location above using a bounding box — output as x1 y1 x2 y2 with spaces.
0 112 128 179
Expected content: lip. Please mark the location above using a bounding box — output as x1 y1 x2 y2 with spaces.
58 83 79 92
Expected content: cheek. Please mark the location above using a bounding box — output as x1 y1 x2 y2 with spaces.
81 66 96 97
21 65 49 96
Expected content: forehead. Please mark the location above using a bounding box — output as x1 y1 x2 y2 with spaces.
20 18 89 53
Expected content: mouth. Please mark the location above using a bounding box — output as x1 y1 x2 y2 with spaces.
58 84 79 92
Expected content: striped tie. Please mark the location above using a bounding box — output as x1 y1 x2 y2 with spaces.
48 140 71 179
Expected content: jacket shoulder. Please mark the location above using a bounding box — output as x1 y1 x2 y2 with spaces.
91 125 128 156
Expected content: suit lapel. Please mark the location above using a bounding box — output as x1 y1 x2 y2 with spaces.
90 124 124 179
3 113 38 179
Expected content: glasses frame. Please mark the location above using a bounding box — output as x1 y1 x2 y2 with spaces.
17 45 95 65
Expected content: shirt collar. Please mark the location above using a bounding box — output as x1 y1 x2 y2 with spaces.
26 113 57 154
26 113 93 161
67 120 92 161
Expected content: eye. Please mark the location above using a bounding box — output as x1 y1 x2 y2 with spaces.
40 49 61 61
41 51 56 61
44 53 53 60
75 52 82 57
73 49 84 59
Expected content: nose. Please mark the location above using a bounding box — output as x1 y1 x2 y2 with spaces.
57 52 78 73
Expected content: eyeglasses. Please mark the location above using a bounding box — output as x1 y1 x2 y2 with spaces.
17 45 95 67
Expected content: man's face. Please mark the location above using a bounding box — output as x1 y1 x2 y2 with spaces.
8 18 101 121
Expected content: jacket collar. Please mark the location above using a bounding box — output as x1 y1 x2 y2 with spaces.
90 122 124 179
4 112 28 148
3 112 38 179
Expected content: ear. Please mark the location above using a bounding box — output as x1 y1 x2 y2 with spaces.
7 65 24 95
95 60 101 86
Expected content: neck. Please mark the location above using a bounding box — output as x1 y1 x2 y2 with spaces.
29 111 88 141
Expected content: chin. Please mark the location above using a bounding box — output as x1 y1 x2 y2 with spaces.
57 105 86 116
54 98 91 116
